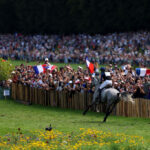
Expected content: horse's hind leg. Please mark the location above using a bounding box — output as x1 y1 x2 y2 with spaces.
83 90 99 115
103 103 116 122
103 105 111 122
83 105 91 115
83 101 96 115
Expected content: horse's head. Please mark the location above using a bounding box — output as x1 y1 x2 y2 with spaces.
120 92 135 104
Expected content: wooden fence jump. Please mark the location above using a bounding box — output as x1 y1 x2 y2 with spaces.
11 83 150 118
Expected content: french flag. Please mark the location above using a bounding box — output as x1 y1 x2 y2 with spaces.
33 64 47 74
47 65 57 71
86 58 94 74
136 68 150 76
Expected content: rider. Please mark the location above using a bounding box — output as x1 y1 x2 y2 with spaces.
99 67 112 97
99 67 112 90
92 67 112 104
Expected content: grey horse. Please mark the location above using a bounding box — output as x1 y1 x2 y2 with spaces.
83 87 134 122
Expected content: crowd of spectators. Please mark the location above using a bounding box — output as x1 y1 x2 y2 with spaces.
0 32 150 99
0 32 150 67
10 62 150 99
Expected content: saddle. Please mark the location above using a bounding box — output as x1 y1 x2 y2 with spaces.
99 85 112 102
105 84 112 89
100 85 112 93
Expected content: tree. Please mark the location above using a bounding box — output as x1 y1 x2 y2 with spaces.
1 0 150 34
0 59 14 81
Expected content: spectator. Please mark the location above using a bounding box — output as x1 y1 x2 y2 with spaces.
0 32 150 67
8 63 150 99
133 85 145 98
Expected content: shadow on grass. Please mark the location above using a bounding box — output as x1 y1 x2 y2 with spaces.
72 120 103 124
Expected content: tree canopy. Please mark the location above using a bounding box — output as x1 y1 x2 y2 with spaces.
0 0 150 34
0 59 14 81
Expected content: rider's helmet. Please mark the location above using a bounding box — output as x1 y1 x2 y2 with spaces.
100 67 105 72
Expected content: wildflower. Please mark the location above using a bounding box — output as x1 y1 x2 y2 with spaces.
79 128 84 130
63 141 67 144
0 128 147 150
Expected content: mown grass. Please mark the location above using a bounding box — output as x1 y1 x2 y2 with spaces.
9 60 108 70
0 100 150 144
9 60 86 70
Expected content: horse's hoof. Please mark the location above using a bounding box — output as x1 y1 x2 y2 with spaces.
83 112 86 115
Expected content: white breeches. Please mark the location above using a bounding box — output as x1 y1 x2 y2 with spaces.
99 80 112 89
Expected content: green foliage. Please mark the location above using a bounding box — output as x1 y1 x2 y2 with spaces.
0 58 14 81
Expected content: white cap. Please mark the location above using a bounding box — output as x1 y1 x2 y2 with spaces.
78 66 83 69
12 71 15 74
8 79 12 82
92 74 95 78
69 81 73 84
49 74 52 77
45 58 49 61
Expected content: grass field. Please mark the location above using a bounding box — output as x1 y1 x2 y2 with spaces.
9 60 150 70
0 99 150 149
9 60 108 70
10 60 87 70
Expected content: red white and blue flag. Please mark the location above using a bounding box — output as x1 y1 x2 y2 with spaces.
33 64 47 74
136 68 150 76
47 65 57 71
86 58 94 74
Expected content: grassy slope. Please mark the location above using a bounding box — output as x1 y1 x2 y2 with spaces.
10 60 108 70
10 60 150 70
10 60 86 70
0 100 150 144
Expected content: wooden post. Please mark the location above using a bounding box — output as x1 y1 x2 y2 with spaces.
10 84 150 118
147 100 150 118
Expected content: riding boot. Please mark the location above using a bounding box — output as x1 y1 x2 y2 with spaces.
99 89 102 102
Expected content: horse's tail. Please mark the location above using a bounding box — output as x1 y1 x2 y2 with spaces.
117 93 121 102
127 95 135 104
120 92 135 104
